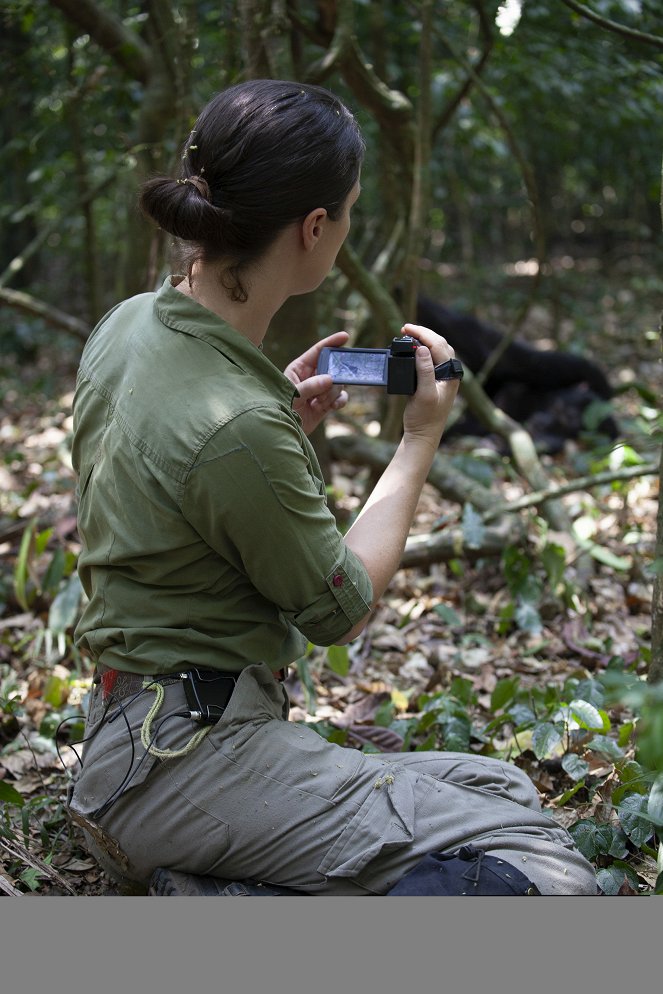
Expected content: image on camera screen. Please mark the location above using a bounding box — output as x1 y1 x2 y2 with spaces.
326 350 387 385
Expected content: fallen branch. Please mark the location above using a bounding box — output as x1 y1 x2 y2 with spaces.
0 287 89 342
460 369 571 532
401 515 525 568
328 430 497 512
0 869 23 896
0 833 77 895
327 429 656 569
483 461 659 521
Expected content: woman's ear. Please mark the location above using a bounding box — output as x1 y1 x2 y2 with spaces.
301 207 328 251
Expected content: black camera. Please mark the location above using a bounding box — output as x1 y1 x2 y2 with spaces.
317 336 463 395
318 336 418 395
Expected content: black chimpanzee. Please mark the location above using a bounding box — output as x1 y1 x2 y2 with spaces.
415 295 619 454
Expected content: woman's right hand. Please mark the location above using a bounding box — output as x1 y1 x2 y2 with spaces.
400 323 461 446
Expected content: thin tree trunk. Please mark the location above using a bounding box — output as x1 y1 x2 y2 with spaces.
648 156 663 683
650 443 663 683
379 1 434 448
122 0 192 297
66 31 101 323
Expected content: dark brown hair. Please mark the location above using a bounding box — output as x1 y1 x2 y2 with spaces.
140 79 365 300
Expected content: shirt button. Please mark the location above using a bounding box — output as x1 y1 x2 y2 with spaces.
332 574 343 587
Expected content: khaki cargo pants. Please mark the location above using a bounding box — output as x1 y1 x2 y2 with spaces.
68 662 597 895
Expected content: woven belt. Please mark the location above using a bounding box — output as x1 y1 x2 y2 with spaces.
94 664 190 703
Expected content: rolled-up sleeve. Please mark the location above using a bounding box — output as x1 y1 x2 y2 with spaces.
181 404 373 646
287 551 373 645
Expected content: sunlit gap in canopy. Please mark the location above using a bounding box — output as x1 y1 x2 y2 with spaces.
495 0 523 37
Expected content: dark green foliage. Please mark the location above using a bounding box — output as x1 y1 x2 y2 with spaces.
2 1 661 320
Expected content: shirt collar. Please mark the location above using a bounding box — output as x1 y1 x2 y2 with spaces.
154 276 298 407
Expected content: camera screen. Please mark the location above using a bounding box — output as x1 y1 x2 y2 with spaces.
326 350 388 385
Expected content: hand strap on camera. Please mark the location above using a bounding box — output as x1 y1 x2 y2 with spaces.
434 358 464 381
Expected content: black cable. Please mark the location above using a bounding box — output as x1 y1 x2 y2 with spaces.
88 698 136 820
57 676 203 821
55 695 116 771
90 707 193 821
55 677 173 772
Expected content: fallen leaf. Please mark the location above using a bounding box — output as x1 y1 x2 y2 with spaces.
398 652 434 686
344 724 404 752
458 647 493 670
334 692 391 727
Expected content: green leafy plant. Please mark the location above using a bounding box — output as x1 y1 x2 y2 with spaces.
339 652 663 895
1 669 88 894
498 540 577 635
483 662 663 894
0 787 79 894
13 521 75 611
11 521 84 666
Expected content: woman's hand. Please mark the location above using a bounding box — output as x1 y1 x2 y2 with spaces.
285 332 350 435
400 323 461 448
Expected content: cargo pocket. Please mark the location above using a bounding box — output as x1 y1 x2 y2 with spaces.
317 766 417 881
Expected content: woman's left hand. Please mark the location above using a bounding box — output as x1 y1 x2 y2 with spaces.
285 332 350 435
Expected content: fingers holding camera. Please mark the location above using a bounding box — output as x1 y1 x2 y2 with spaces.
292 374 348 435
401 324 460 443
401 322 455 365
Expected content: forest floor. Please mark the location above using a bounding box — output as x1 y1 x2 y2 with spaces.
0 249 660 896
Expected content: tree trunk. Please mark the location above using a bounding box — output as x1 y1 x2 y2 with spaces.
650 443 663 683
46 0 193 304
65 31 102 324
0 20 40 290
122 0 193 297
648 156 663 684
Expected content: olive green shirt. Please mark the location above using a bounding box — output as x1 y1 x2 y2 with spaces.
71 277 372 675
